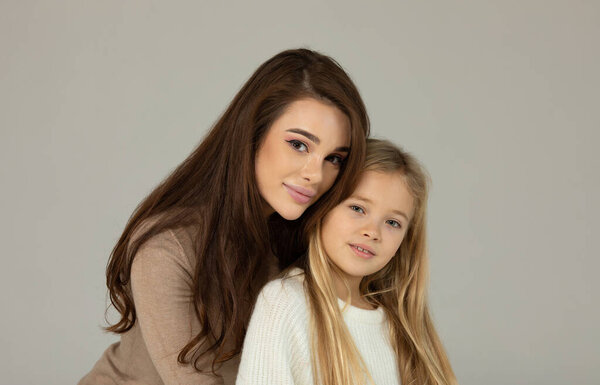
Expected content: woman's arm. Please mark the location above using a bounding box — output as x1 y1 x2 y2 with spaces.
131 229 224 385
236 278 312 385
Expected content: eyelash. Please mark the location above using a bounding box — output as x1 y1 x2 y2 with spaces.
286 139 345 166
349 205 364 214
348 205 402 229
287 139 308 152
387 219 401 229
326 154 344 166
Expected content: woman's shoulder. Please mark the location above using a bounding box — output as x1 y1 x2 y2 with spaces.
129 213 200 276
130 211 199 246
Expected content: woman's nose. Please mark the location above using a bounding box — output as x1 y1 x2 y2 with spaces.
300 155 323 184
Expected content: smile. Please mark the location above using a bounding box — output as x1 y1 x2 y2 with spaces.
349 243 376 259
283 183 315 204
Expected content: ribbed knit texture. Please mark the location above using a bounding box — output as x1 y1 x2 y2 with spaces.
236 268 400 384
79 217 280 385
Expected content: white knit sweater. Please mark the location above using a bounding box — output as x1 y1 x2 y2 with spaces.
236 268 400 385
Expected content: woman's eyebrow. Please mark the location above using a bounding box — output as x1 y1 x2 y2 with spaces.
286 128 350 153
287 128 320 144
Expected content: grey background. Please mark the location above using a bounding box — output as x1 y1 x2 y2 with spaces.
1 1 598 384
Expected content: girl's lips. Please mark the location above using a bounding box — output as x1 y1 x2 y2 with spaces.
283 183 315 204
349 243 376 259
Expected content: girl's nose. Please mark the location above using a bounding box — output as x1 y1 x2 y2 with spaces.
361 222 380 241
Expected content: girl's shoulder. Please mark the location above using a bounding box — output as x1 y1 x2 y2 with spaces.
255 267 308 318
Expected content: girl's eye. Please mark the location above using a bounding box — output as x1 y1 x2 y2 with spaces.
387 219 401 229
349 205 364 214
287 139 308 152
326 154 345 166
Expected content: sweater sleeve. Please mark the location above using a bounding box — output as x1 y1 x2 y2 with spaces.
236 278 311 385
130 229 224 385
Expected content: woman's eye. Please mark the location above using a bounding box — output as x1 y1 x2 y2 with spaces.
326 154 345 166
287 139 308 152
349 205 364 214
387 219 401 229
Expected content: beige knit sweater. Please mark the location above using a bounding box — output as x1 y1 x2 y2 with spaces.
79 221 279 385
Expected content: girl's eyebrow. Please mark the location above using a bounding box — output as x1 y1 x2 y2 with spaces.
351 195 409 221
286 128 350 153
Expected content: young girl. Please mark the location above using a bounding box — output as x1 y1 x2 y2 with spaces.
237 139 458 385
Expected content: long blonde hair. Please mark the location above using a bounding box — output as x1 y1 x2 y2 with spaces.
301 138 458 385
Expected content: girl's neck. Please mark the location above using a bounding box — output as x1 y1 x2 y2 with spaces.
332 273 375 310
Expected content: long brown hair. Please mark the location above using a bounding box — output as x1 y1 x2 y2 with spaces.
302 139 457 384
105 48 369 373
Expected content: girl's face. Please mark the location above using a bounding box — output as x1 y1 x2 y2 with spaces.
321 170 414 285
255 98 351 220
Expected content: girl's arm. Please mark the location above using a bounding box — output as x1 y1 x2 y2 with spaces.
236 278 312 385
130 229 224 385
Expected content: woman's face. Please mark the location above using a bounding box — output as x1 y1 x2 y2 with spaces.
255 98 351 220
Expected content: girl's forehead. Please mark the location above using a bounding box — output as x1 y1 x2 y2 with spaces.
350 170 414 218
355 170 405 192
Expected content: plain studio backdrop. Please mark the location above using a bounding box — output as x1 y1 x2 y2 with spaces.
1 1 598 384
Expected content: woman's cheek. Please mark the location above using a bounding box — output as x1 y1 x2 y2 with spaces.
320 169 339 196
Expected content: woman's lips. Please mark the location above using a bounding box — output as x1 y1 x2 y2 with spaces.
283 183 315 204
349 243 376 259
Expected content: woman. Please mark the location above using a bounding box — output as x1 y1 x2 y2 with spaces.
79 48 369 385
